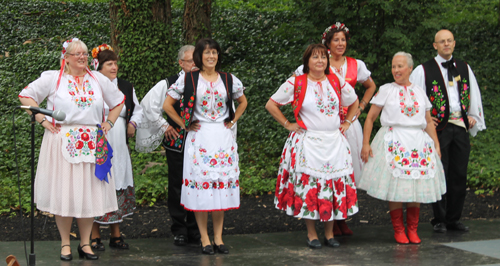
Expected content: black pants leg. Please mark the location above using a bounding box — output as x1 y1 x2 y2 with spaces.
432 124 470 225
166 149 199 238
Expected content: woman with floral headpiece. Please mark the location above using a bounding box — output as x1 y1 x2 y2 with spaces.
294 22 376 236
267 44 359 249
358 52 445 244
19 39 124 260
89 44 143 251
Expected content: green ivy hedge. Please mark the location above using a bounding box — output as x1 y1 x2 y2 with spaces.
0 0 498 215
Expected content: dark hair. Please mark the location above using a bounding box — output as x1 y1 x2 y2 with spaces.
193 38 221 71
302 44 330 75
97 50 118 71
324 29 350 55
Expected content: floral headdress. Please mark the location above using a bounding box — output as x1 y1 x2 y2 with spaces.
321 22 349 45
91 44 114 70
61 38 80 59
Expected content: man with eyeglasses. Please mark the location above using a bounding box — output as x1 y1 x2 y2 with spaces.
136 45 200 245
410 29 486 233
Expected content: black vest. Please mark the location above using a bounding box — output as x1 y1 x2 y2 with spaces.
422 58 470 131
161 74 183 151
117 78 135 143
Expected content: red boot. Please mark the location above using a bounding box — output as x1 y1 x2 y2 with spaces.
406 207 421 244
337 220 353 235
390 209 409 244
333 221 342 236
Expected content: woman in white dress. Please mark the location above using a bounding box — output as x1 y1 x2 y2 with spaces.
90 44 143 251
163 38 247 255
19 39 124 260
358 52 446 244
266 44 359 249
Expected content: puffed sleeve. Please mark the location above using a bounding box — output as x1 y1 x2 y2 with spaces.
467 65 486 137
231 74 245 99
356 59 371 83
94 71 125 109
270 77 295 106
409 65 426 92
294 65 305 76
167 73 185 100
370 83 392 107
129 88 143 124
340 81 357 106
18 71 58 104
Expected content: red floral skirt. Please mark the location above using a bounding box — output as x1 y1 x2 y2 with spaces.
94 186 135 224
274 132 359 222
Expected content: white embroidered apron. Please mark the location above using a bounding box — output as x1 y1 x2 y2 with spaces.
61 125 98 164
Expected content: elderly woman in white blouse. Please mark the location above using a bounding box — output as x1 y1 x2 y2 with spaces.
163 38 247 255
19 39 124 260
358 52 446 245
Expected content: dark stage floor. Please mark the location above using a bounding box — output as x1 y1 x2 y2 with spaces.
2 219 500 266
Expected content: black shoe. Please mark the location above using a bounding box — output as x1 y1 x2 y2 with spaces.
91 237 105 251
433 223 447 233
201 245 215 255
78 244 99 260
306 238 322 249
109 236 129 249
324 237 340 248
213 244 229 254
174 235 187 246
447 222 469 232
60 244 72 261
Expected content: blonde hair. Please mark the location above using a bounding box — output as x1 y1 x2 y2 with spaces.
63 40 89 73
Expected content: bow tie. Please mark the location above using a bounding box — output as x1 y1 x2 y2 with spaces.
441 60 461 86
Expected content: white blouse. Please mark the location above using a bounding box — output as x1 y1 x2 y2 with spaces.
270 77 358 131
19 70 125 125
370 83 432 129
167 73 245 123
104 78 143 124
294 58 371 84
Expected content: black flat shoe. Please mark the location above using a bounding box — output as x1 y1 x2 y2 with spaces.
213 244 229 254
173 235 187 246
91 237 105 251
109 236 129 249
447 222 469 232
433 223 447 233
78 244 99 260
324 237 340 248
60 244 72 261
306 238 322 249
201 245 215 255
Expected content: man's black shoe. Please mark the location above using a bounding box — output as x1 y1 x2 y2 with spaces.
447 222 469 232
173 235 187 246
433 223 447 233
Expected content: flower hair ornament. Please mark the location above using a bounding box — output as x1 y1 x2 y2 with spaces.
321 22 349 44
91 43 114 70
61 38 80 59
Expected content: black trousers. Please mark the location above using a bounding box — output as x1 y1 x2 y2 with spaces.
166 149 199 239
432 123 470 225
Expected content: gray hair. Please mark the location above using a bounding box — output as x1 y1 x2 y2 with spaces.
393 51 413 68
177 45 195 60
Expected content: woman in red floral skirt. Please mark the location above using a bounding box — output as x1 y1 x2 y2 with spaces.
266 44 359 249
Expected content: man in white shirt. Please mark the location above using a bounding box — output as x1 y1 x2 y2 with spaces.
410 29 486 233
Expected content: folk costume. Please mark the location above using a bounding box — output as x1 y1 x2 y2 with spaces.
94 78 142 224
410 55 485 227
167 70 245 212
19 70 124 218
357 82 446 203
136 71 199 238
271 74 359 222
295 59 371 179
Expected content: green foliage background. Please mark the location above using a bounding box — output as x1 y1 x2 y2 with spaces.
0 0 498 214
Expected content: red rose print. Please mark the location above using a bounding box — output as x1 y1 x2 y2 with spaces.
317 182 322 192
275 174 282 197
326 179 333 189
333 194 343 212
287 182 294 207
300 173 310 186
88 141 95 149
318 199 333 221
293 195 303 216
305 188 318 212
219 182 224 189
185 179 189 186
346 185 357 210
349 173 355 184
210 159 217 166
203 182 209 189
334 179 344 195
75 140 84 149
282 169 289 184
81 133 89 141
291 152 296 169
278 187 288 210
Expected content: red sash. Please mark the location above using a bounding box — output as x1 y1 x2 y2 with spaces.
293 74 341 130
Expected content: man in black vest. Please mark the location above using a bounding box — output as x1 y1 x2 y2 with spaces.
410 29 486 233
161 45 200 245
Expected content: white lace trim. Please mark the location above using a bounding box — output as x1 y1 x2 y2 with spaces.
135 119 168 153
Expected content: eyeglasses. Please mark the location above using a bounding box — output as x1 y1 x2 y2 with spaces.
203 51 219 56
68 53 89 57
181 59 194 64
435 39 454 45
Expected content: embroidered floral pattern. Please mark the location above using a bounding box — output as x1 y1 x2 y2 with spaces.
95 125 110 165
194 145 236 169
68 79 95 109
313 85 337 116
399 86 419 117
460 78 470 114
200 88 225 120
184 179 239 190
182 95 195 128
65 126 97 157
430 80 447 122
